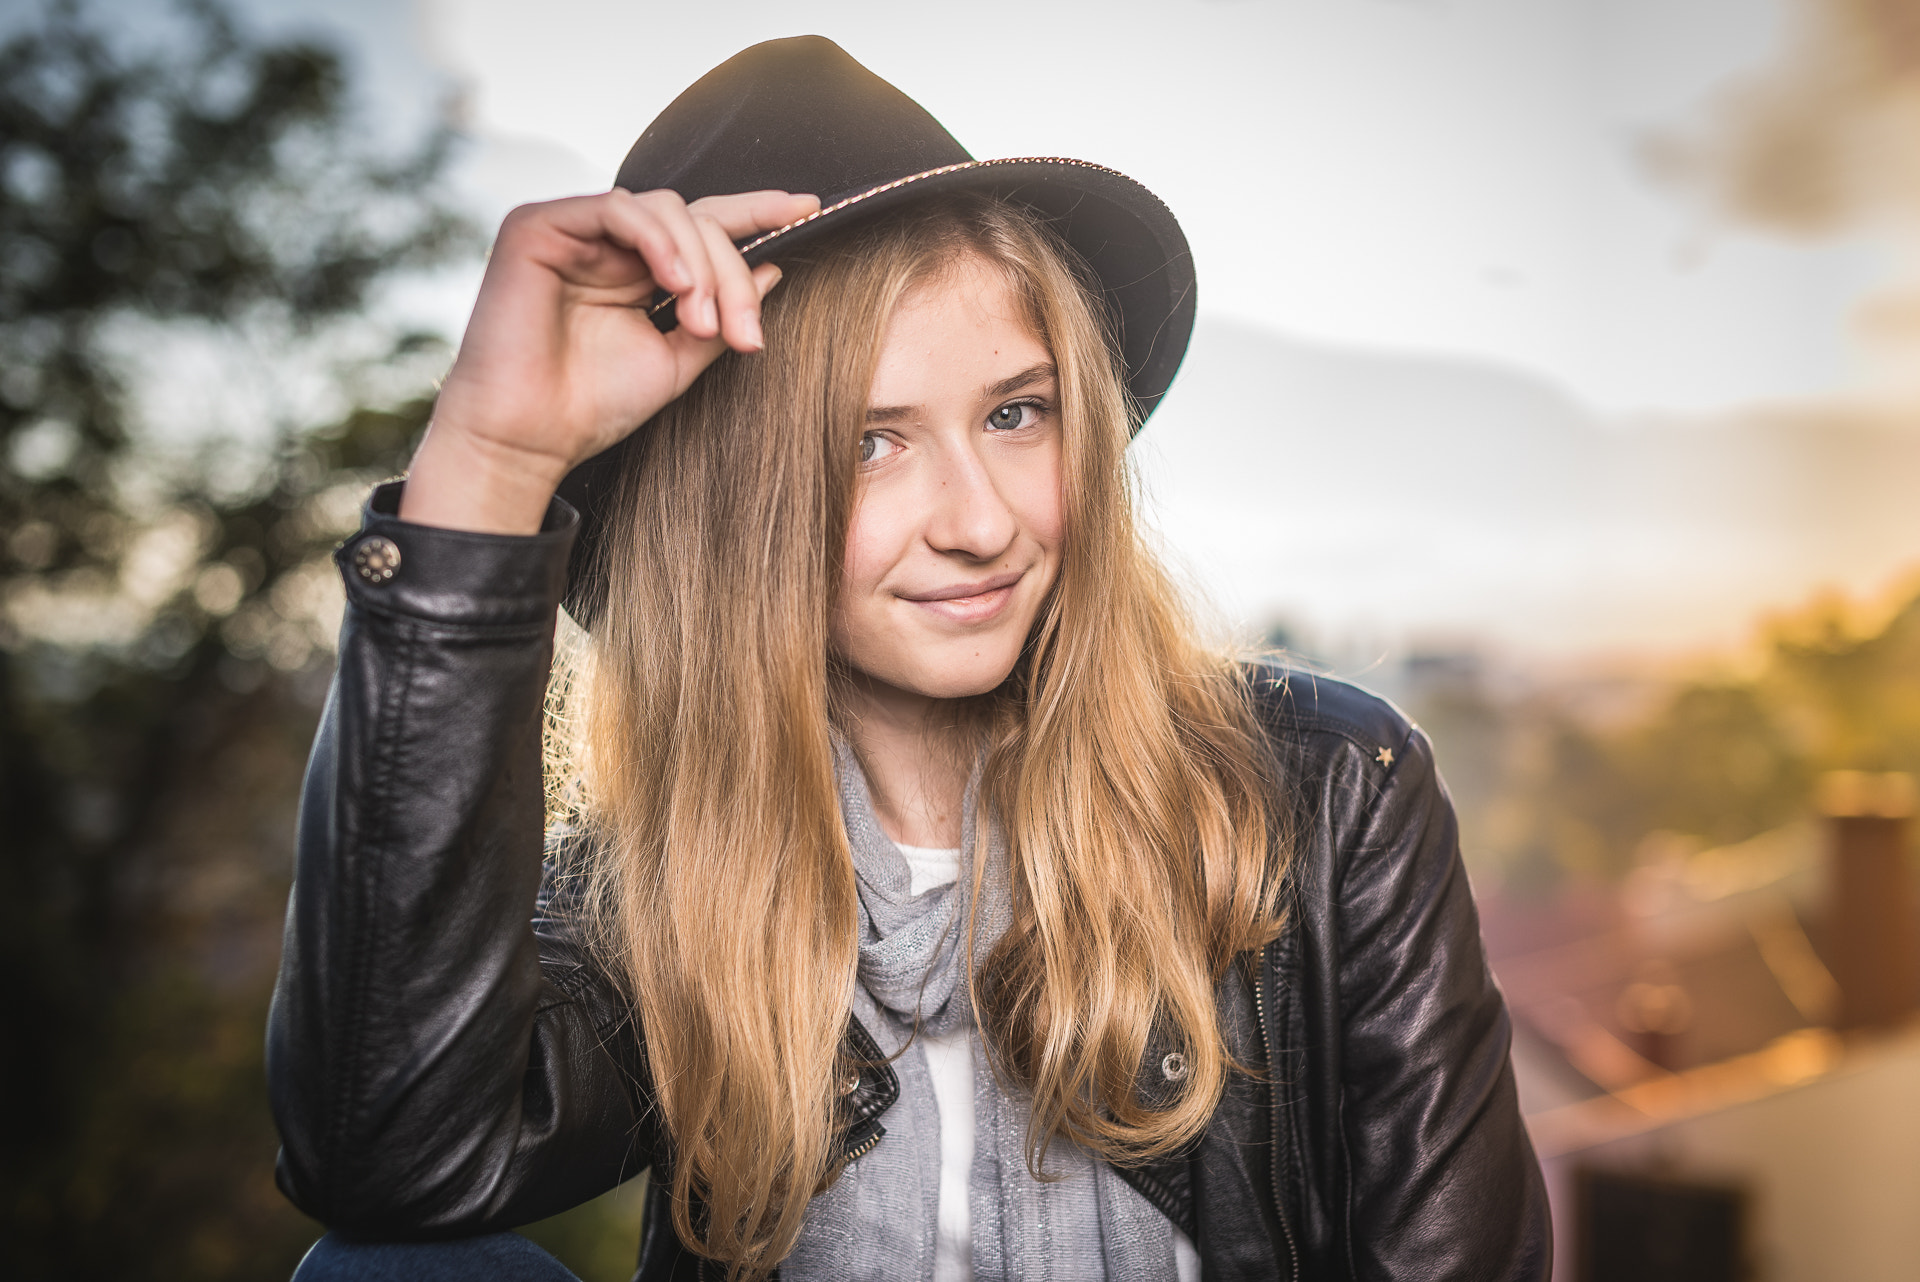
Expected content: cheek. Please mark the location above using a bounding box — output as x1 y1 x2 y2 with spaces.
1010 443 1066 554
840 491 901 594
832 490 908 646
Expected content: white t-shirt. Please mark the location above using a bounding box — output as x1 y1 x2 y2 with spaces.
894 843 1201 1282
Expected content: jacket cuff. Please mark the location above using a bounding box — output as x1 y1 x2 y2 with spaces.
332 479 579 628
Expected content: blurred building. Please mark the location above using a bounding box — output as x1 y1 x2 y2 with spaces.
1486 773 1920 1281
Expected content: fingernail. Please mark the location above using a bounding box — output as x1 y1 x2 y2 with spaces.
671 257 688 287
759 265 784 295
744 314 764 350
701 295 719 332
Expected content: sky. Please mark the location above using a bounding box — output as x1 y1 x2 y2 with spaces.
134 0 1920 658
401 0 1890 414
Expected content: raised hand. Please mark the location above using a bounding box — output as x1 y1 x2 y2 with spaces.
400 187 820 534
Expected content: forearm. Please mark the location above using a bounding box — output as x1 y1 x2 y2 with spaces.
268 481 645 1233
399 420 568 535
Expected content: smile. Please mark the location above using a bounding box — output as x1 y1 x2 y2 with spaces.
900 571 1024 624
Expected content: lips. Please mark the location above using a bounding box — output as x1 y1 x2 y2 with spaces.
899 570 1024 624
901 571 1024 603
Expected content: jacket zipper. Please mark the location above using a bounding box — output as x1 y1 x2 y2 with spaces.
1254 945 1300 1282
695 1133 882 1281
687 1082 886 1282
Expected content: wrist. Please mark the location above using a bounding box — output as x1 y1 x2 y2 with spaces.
399 424 572 535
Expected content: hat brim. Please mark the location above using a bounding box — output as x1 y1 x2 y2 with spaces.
747 156 1194 417
625 156 1195 417
557 156 1194 626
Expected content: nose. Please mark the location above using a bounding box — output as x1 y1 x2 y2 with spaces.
921 440 1018 562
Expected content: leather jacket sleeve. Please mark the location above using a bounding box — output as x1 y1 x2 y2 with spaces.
267 482 652 1237
1259 672 1550 1280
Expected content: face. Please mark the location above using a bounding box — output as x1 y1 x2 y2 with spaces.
830 254 1065 709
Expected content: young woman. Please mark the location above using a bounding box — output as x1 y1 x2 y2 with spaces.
270 37 1550 1282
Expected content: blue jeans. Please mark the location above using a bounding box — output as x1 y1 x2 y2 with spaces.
292 1232 582 1281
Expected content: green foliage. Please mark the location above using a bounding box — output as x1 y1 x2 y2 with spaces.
1419 586 1920 894
0 2 477 1276
0 0 466 584
521 1178 649 1282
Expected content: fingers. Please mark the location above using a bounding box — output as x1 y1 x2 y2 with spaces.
623 189 813 347
501 187 813 346
523 191 684 296
621 190 715 324
694 212 764 351
609 190 807 344
661 262 786 381
688 189 822 240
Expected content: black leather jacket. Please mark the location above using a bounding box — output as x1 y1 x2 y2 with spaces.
269 483 1551 1280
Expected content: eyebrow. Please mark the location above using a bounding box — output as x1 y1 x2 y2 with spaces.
866 362 1058 423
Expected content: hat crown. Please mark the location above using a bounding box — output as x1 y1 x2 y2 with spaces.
616 37 972 205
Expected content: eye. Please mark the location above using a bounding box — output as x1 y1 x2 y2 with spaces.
858 431 903 465
987 400 1045 431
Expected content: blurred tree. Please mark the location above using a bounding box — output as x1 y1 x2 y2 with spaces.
0 1 472 1276
1437 582 1920 896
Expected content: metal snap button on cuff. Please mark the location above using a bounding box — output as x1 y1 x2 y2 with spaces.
353 536 401 585
1160 1051 1188 1082
841 1072 861 1096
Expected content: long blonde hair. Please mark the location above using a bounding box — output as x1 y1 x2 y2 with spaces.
555 196 1288 1279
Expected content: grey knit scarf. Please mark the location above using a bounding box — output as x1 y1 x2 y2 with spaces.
780 746 1179 1281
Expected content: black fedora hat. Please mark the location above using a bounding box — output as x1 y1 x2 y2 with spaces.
556 35 1195 624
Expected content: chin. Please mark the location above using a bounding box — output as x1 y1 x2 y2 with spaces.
888 640 1024 701
904 665 1017 701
